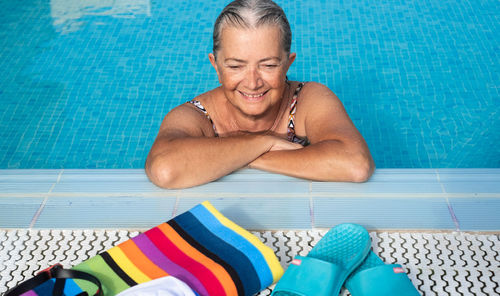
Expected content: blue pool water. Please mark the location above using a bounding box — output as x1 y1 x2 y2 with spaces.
0 0 498 169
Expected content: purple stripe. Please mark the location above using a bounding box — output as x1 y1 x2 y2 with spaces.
132 233 208 295
20 291 38 296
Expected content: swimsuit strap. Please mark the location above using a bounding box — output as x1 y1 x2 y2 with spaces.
187 100 218 136
188 85 308 144
287 82 309 145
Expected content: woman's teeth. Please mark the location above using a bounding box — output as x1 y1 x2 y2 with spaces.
242 92 264 98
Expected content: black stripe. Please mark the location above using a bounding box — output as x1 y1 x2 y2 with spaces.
53 278 66 296
99 252 137 287
168 220 246 296
173 211 262 295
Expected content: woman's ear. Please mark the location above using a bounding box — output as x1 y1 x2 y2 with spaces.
209 53 218 72
286 52 296 71
208 53 222 83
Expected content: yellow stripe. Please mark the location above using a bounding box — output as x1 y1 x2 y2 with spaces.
107 246 152 284
201 201 284 283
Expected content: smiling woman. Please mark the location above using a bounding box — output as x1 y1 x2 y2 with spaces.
145 0 375 189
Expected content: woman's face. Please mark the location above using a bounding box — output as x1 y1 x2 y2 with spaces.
209 25 295 118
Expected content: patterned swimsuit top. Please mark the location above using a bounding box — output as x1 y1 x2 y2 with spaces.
188 82 309 146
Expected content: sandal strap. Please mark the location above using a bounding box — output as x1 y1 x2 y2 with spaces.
271 256 344 296
5 264 102 296
346 264 420 296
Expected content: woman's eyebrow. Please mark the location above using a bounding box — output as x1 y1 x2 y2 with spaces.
224 57 282 63
224 58 246 63
259 57 282 63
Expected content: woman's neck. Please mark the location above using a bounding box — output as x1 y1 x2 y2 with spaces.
219 83 290 134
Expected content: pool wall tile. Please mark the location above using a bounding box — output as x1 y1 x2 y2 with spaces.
311 181 444 194
0 169 61 193
449 198 500 231
313 197 456 230
1 169 499 231
442 182 500 194
0 197 45 228
180 181 310 195
175 196 312 230
34 196 176 229
218 169 308 182
52 169 164 194
368 169 439 182
438 169 500 194
436 169 500 182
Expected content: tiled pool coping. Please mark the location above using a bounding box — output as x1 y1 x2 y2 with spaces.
1 169 499 231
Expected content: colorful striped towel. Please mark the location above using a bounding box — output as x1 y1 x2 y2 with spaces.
72 201 284 296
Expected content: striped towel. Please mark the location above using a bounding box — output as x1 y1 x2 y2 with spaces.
72 201 284 296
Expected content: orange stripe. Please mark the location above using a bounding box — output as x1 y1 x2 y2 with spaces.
118 239 169 280
157 223 238 296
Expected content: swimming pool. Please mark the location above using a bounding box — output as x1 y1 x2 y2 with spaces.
0 0 498 169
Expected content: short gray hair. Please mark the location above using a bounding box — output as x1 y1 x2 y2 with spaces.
213 0 292 57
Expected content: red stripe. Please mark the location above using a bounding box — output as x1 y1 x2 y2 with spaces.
145 226 226 296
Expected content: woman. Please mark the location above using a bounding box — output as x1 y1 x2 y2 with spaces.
146 0 374 189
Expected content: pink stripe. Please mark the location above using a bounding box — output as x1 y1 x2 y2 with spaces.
132 233 208 295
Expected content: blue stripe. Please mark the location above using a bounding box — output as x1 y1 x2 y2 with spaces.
189 204 273 290
63 279 84 294
32 279 54 296
32 278 83 296
174 211 261 295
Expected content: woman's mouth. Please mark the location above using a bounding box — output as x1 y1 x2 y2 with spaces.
239 90 268 101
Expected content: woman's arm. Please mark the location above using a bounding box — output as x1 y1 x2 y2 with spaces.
248 82 375 182
145 104 299 189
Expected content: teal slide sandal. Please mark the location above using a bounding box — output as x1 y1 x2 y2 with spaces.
271 223 371 296
345 251 421 296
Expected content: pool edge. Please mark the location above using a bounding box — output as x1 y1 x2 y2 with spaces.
1 168 499 231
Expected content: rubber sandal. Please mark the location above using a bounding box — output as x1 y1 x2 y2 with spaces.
271 223 371 296
345 251 421 296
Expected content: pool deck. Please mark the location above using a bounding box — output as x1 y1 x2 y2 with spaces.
1 168 499 294
1 168 499 232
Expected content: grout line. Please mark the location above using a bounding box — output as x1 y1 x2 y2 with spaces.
29 170 64 228
56 169 64 183
171 192 180 218
2 192 496 199
309 181 315 228
29 197 48 229
436 169 460 232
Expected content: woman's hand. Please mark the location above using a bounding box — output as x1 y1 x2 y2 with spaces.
221 131 303 152
267 136 303 151
248 135 303 169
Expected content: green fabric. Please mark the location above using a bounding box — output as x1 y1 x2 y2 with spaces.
73 255 130 295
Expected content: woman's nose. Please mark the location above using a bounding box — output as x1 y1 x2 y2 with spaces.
244 66 263 90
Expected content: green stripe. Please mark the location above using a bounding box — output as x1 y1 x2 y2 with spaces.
72 254 130 295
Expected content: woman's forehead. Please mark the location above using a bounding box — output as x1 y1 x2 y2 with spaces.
218 25 285 59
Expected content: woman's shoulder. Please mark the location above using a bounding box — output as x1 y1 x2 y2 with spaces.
186 88 215 105
293 81 340 105
300 81 334 93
